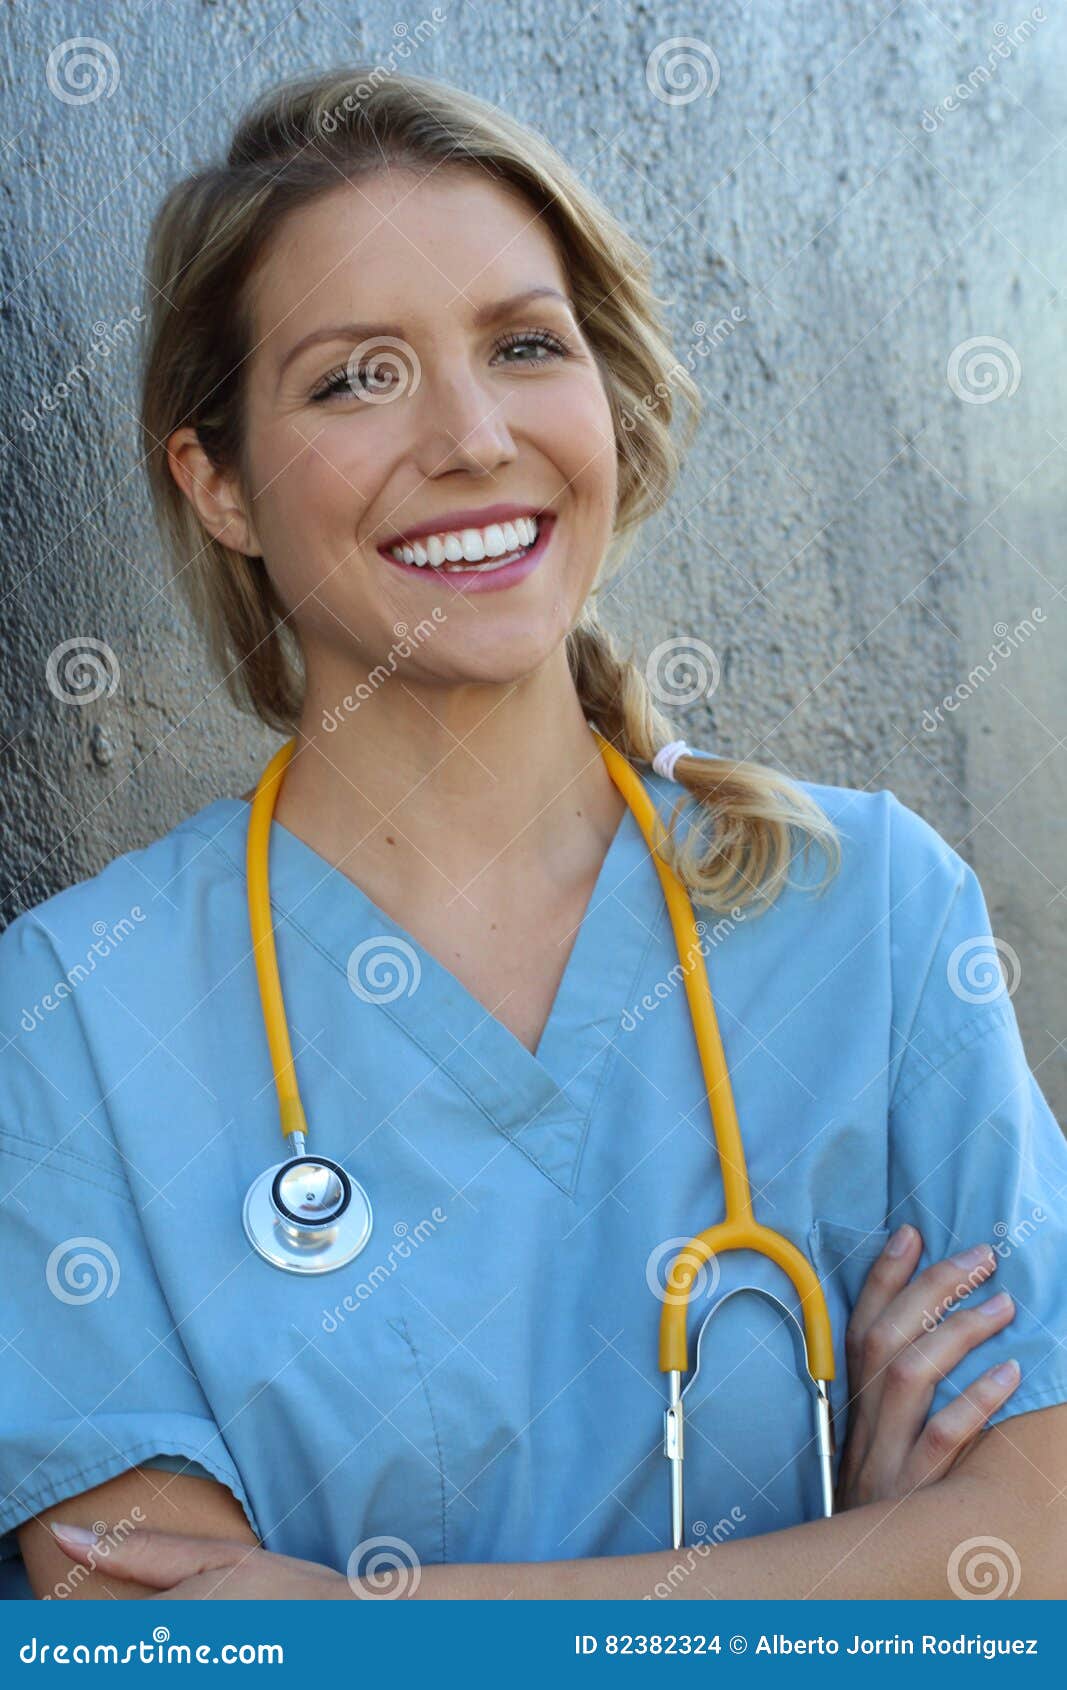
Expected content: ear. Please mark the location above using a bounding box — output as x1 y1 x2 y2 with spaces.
165 425 262 558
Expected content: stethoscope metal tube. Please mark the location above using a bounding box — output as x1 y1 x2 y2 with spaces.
660 1284 837 1548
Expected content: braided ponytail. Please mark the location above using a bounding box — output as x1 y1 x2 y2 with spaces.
568 616 841 917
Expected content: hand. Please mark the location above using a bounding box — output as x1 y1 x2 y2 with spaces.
835 1225 1020 1510
47 1521 352 1600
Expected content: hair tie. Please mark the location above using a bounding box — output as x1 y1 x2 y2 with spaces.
652 739 692 782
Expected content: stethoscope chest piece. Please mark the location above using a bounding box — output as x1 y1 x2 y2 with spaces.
243 1153 373 1274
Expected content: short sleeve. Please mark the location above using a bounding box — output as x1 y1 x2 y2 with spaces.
0 911 260 1561
885 795 1067 1428
137 1455 215 1481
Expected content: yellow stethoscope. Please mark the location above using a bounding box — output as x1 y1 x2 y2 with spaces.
241 732 837 1544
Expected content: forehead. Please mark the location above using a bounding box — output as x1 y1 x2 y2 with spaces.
246 166 568 346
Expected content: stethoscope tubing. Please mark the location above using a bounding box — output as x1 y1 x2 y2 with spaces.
243 730 837 1530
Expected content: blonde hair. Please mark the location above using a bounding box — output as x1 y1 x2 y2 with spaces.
138 64 840 916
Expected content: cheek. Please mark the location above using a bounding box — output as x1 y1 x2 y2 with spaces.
254 426 372 556
552 385 617 505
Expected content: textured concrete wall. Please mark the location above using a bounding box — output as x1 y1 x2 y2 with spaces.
1 2 1063 1118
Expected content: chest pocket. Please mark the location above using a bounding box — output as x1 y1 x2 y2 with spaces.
201 1270 449 1578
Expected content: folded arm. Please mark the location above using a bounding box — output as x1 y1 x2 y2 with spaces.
418 1402 1066 1599
32 1401 1065 1600
29 1232 1065 1601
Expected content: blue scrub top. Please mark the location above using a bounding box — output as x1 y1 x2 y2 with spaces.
2 746 1066 1596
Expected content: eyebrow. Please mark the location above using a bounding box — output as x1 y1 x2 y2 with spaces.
275 286 574 386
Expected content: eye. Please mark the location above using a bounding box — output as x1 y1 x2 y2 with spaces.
310 359 398 404
308 327 572 404
491 327 571 365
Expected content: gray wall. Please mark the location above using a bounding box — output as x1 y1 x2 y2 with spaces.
1 1 1063 1120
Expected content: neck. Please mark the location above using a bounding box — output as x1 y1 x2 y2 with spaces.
270 645 626 912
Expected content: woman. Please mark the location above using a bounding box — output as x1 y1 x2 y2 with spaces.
2 67 1064 1602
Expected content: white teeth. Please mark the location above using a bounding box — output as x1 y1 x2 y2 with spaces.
459 528 486 562
483 524 507 557
386 514 541 568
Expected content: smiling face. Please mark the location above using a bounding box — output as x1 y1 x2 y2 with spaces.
228 165 619 708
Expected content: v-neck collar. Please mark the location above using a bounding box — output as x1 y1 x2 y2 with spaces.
188 779 672 1196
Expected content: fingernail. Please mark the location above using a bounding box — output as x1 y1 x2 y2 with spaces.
980 1290 1013 1317
990 1359 1020 1386
950 1242 993 1269
886 1224 916 1257
49 1522 98 1549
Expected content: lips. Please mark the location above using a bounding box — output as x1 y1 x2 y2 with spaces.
377 502 550 551
380 511 556 594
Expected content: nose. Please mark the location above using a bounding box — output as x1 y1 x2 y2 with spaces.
410 358 518 479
